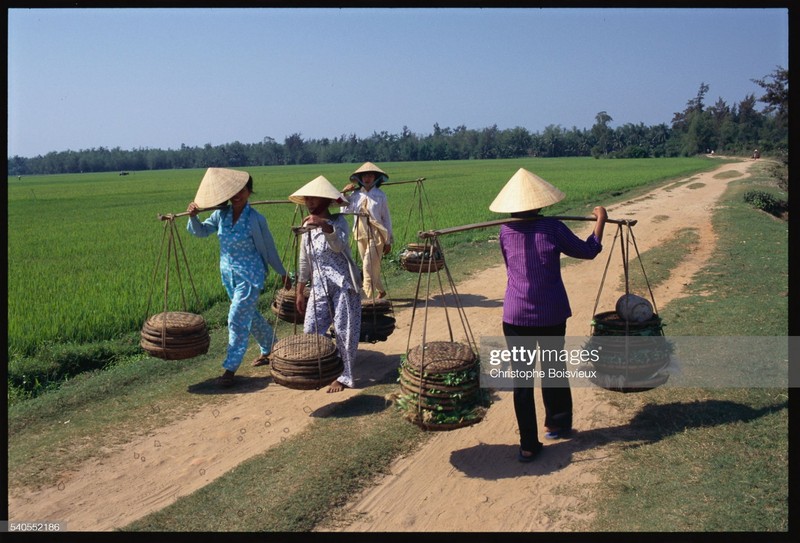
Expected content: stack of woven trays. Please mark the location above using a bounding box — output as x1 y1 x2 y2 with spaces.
587 310 670 393
269 333 343 389
399 341 485 430
140 311 210 360
271 287 309 324
360 298 395 342
399 243 445 273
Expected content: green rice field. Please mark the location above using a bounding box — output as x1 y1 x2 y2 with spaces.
7 157 719 359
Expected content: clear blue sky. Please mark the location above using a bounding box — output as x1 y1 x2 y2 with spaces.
7 7 789 158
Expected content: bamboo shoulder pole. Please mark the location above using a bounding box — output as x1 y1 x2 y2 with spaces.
343 177 426 193
418 215 636 239
157 199 294 221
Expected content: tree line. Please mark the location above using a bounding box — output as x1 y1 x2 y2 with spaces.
8 67 787 177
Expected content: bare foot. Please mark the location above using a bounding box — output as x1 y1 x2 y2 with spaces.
326 380 349 393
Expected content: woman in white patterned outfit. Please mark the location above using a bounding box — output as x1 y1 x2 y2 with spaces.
290 176 362 393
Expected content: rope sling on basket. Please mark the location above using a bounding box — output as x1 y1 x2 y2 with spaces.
270 205 310 325
584 220 674 393
267 218 345 390
396 234 490 431
141 215 210 360
397 178 445 273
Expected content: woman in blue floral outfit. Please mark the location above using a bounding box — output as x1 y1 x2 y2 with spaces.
187 168 290 388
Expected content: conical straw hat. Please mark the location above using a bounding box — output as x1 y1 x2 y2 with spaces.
351 162 386 176
193 168 250 208
350 162 388 186
289 175 349 206
489 168 565 213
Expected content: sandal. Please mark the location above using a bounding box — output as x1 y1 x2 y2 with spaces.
517 445 542 463
216 371 236 388
252 354 270 367
545 428 573 440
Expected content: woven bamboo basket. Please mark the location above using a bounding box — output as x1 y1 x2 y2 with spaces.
269 333 342 390
359 299 395 342
271 287 309 324
398 341 487 430
399 243 445 273
140 311 210 360
587 310 671 392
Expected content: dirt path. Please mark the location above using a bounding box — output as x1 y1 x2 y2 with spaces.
8 158 752 532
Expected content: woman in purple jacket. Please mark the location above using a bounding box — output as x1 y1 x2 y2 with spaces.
490 168 607 462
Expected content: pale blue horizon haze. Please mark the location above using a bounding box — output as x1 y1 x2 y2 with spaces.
7 7 789 158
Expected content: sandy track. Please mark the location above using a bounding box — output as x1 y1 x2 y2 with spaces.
8 159 751 532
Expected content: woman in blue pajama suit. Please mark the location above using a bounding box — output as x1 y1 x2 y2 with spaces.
187 168 290 388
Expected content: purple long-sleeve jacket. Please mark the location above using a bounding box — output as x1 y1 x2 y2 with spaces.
500 218 602 327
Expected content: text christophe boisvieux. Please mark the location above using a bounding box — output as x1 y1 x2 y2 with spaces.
485 346 599 379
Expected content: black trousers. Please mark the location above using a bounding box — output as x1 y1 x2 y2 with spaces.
503 321 572 452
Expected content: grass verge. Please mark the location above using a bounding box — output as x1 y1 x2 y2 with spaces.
587 160 788 531
123 383 428 532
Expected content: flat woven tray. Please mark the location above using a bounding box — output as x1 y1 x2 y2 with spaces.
271 359 343 379
271 366 344 390
400 260 445 273
140 338 210 360
270 333 337 362
399 365 479 393
140 332 210 348
271 304 304 324
361 298 392 311
143 311 207 335
271 354 340 371
399 381 479 404
405 341 477 374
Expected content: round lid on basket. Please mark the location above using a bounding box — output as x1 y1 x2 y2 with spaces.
270 333 338 362
615 294 654 323
143 311 207 335
405 341 477 374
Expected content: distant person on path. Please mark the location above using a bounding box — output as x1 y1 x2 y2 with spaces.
291 175 362 393
341 162 394 299
186 168 290 388
490 168 607 462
